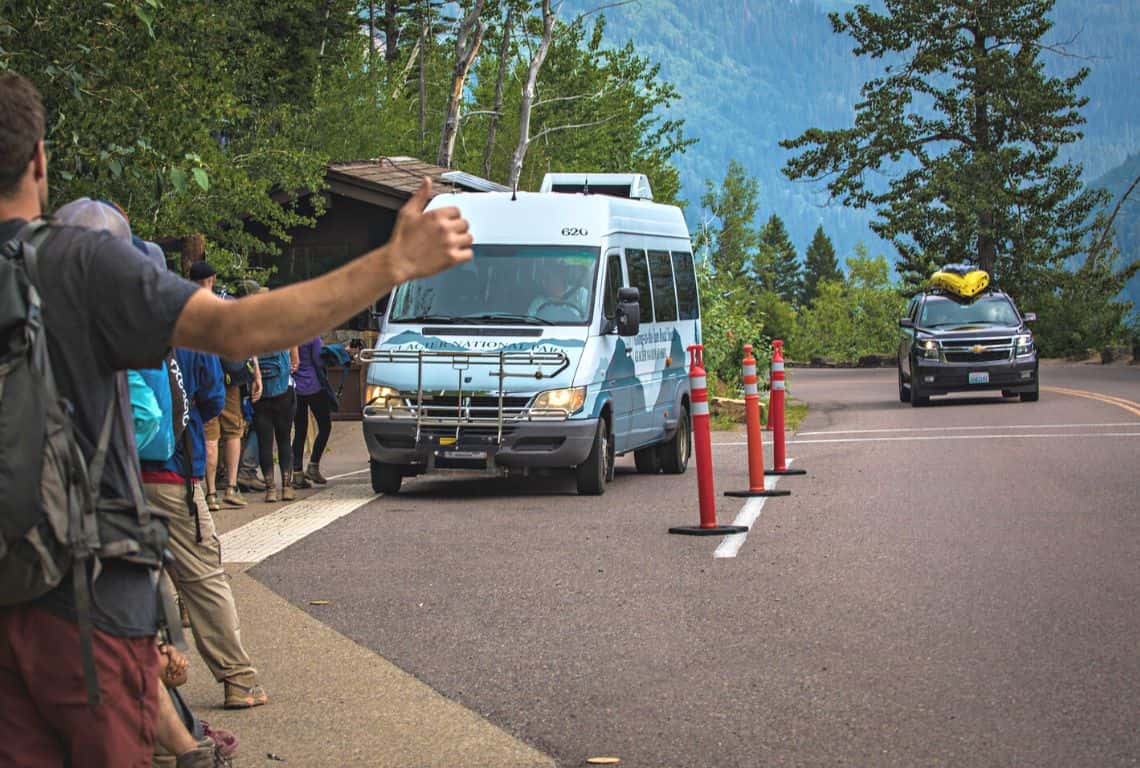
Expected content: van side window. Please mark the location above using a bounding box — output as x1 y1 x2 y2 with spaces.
647 250 678 322
670 251 699 320
626 249 654 324
603 251 623 320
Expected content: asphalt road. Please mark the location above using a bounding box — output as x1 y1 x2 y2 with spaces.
252 362 1140 767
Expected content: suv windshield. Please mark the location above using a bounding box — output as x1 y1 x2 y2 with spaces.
389 244 600 326
920 295 1019 327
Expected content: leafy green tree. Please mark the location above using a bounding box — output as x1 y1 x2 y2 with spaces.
791 244 904 363
757 213 801 304
697 160 762 284
802 225 842 305
781 0 1107 299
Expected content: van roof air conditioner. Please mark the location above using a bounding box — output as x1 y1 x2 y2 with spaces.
539 173 653 201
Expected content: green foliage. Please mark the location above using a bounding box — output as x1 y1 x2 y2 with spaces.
757 214 801 304
790 244 905 363
781 0 1107 303
802 225 842 305
696 259 770 387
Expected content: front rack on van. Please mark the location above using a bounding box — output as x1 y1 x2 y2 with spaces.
358 348 571 444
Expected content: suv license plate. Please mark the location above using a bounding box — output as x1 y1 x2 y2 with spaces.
968 371 989 384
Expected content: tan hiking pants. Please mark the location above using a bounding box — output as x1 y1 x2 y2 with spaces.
145 482 256 684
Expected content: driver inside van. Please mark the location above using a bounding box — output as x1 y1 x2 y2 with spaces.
527 262 589 320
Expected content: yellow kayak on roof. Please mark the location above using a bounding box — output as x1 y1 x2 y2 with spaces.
930 264 990 300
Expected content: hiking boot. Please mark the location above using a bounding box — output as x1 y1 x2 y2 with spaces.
281 473 296 502
205 492 220 512
224 676 268 709
305 462 328 485
291 470 312 490
264 485 278 503
236 471 266 492
222 486 247 507
176 738 233 768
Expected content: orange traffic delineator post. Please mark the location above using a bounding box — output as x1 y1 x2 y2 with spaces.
765 340 806 476
670 345 748 537
726 344 790 498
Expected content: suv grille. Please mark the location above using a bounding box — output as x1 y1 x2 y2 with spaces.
940 336 1013 364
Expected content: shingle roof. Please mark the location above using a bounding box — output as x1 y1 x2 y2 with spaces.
326 157 506 207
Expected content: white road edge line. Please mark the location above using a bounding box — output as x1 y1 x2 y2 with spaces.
327 467 370 480
711 431 1140 447
796 421 1138 436
714 460 794 559
219 482 377 564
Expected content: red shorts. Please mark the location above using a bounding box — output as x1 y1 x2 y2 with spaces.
0 604 159 767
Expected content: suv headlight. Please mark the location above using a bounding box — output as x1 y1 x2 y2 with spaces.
1015 334 1035 356
364 384 402 408
532 386 586 415
916 338 940 360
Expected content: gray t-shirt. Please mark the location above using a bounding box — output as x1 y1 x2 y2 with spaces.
1 218 200 636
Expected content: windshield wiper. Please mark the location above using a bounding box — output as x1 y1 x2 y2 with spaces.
394 314 464 324
458 313 556 326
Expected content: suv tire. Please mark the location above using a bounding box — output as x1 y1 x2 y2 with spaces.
898 366 911 403
910 377 929 407
1020 385 1039 403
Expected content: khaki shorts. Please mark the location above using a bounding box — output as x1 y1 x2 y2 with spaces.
204 385 244 442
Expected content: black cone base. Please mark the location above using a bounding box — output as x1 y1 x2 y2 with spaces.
765 468 806 476
724 488 791 498
668 524 749 536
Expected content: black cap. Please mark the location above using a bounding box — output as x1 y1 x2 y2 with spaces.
188 260 216 282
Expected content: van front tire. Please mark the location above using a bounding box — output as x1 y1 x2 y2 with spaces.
658 405 691 474
370 460 403 495
576 419 613 495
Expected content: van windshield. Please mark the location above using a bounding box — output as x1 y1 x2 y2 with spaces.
388 245 600 326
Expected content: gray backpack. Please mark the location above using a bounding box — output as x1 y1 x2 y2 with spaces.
0 220 164 706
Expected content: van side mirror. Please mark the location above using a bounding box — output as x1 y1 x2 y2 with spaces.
899 317 914 328
1022 312 1037 323
615 287 640 337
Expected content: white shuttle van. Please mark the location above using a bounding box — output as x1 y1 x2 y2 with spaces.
361 172 702 495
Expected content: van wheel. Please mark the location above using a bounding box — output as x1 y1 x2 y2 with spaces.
659 405 691 474
634 447 662 474
576 419 613 495
370 460 403 495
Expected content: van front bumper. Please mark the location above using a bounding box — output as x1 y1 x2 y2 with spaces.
362 417 599 471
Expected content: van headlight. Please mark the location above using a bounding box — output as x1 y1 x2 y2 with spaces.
916 338 940 360
1015 334 1035 357
532 387 586 415
364 384 402 408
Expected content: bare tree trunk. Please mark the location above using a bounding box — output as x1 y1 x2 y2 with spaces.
482 6 512 180
384 0 400 63
507 0 554 190
437 0 486 168
971 26 996 275
418 0 429 145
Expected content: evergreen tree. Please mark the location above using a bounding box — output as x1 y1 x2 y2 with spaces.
757 213 802 304
802 225 842 305
697 160 762 285
781 0 1107 297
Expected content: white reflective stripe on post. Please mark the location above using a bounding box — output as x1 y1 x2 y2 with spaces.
744 382 758 395
743 364 757 376
772 362 785 372
690 375 707 391
692 400 710 416
772 380 785 390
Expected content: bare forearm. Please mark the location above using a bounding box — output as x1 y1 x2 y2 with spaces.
174 249 393 360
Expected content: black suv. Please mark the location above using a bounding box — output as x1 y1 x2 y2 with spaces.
898 290 1039 406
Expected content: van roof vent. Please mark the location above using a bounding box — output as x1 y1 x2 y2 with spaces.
539 172 653 201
